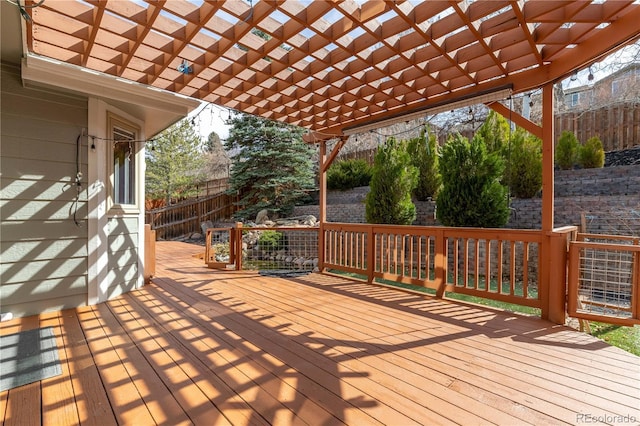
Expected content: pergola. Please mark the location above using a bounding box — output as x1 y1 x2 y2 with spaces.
23 0 640 323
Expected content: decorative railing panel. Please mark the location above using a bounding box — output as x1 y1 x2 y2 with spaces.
568 234 640 325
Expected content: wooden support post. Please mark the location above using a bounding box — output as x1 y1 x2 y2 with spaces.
318 140 327 272
235 222 243 271
541 83 555 233
540 83 561 323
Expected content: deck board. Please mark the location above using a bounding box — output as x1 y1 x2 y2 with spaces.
1 240 639 425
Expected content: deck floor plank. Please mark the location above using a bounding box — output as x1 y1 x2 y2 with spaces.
111 293 273 426
194 274 531 425
209 274 563 425
101 298 212 426
57 309 117 426
76 305 158 425
1 241 639 426
131 288 348 426
39 311 81 426
148 277 410 425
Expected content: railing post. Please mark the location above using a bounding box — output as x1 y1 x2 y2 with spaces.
205 228 212 265
435 229 446 298
318 222 325 273
544 227 576 324
235 222 243 271
144 224 156 284
367 225 374 283
633 249 640 321
228 227 236 267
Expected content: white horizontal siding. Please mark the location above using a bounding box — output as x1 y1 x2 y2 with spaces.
1 63 89 317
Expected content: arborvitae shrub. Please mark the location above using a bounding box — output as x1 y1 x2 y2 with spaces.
326 158 372 190
406 128 441 201
365 137 418 225
579 136 605 169
475 110 510 154
436 134 510 227
504 130 542 198
555 131 579 170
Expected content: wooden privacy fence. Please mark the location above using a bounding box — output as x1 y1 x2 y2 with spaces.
557 102 640 151
197 177 230 197
337 102 640 167
146 192 237 240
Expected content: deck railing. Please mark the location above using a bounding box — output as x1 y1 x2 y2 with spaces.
568 233 640 325
200 222 640 325
323 223 550 309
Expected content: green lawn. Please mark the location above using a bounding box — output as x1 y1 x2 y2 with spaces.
588 322 640 356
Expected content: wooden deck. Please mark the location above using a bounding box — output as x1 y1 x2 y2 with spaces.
2 241 639 426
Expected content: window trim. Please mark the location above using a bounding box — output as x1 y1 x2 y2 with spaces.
107 112 141 215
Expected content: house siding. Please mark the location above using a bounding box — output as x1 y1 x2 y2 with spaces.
1 63 89 317
105 216 139 299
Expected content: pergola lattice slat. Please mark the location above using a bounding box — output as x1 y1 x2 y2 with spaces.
27 0 640 137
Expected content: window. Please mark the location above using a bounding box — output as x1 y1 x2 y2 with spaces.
611 79 622 95
108 113 140 209
113 128 136 205
567 92 579 107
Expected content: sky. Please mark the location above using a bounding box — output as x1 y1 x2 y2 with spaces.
189 103 231 142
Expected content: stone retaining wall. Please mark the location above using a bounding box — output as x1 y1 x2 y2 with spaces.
293 165 640 235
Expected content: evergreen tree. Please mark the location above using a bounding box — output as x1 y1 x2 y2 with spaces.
224 113 316 220
504 129 542 198
555 130 579 170
406 127 441 201
204 131 222 153
578 136 605 168
437 134 510 227
145 119 207 204
474 110 510 154
365 137 418 225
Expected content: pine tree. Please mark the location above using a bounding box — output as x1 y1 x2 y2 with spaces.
365 137 418 225
224 113 316 220
145 119 207 204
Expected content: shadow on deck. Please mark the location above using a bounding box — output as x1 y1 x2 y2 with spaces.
1 241 639 425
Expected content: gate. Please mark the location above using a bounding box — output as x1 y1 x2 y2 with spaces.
568 233 640 325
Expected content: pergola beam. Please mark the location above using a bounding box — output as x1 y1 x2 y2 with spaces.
486 100 542 139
